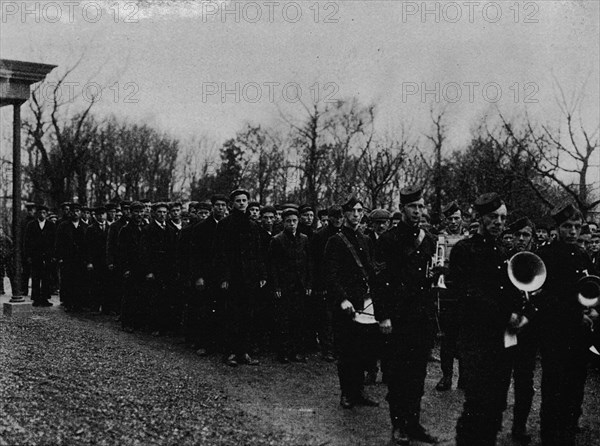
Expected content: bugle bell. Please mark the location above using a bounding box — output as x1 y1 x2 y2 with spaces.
507 251 547 298
576 270 600 308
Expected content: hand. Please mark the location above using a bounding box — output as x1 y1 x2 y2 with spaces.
146 273 154 281
274 289 282 299
340 299 355 315
259 280 267 288
86 263 93 271
306 288 312 297
195 277 205 290
379 319 392 335
108 264 115 271
221 281 229 290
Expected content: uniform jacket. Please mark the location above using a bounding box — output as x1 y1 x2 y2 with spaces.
324 225 374 310
213 210 267 289
373 221 436 323
24 219 56 262
269 230 312 291
141 220 178 280
55 220 87 265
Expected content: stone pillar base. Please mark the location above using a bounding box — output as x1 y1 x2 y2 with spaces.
3 301 32 317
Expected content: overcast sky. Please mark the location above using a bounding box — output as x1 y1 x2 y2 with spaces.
1 0 599 153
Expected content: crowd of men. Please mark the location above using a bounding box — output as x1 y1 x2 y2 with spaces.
1 188 599 446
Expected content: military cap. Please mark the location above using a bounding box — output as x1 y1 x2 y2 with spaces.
400 186 423 205
317 209 328 218
552 203 582 226
341 196 363 212
169 201 183 210
129 201 144 211
474 193 504 215
260 205 277 215
282 208 299 219
248 201 261 209
442 201 461 218
198 201 212 211
211 194 228 204
105 203 117 211
281 202 299 211
298 204 315 214
36 203 49 211
25 202 37 210
369 209 391 221
94 206 107 214
328 205 343 219
510 217 534 233
229 189 250 201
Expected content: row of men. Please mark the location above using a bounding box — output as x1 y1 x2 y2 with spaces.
10 189 600 446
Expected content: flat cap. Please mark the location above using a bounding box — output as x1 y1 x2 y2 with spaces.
442 201 461 218
248 201 261 209
229 189 250 201
211 194 228 204
282 208 299 219
94 206 107 214
198 201 212 211
400 186 423 205
552 203 582 226
281 202 299 211
260 205 277 215
369 209 391 221
474 193 504 215
152 202 169 211
299 204 315 214
510 217 534 233
317 209 328 218
129 201 144 211
328 205 343 219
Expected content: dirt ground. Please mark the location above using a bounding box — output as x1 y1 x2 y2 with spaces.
1 292 599 446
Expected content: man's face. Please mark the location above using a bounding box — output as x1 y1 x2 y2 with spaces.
300 211 314 226
283 215 299 233
329 215 343 229
170 206 182 221
513 226 533 252
501 233 514 249
558 218 582 244
155 207 168 223
84 210 92 221
96 212 107 224
27 207 36 217
116 210 124 220
212 200 227 219
447 210 462 233
71 208 82 221
550 229 558 240
37 209 47 221
480 204 507 238
61 206 70 217
248 206 260 221
49 216 57 224
344 203 364 228
402 198 425 226
536 228 549 242
320 215 329 227
588 223 598 234
143 204 151 218
131 208 143 224
261 212 275 231
373 219 390 235
589 236 600 254
198 209 210 221
107 209 116 222
232 194 248 212
276 210 283 222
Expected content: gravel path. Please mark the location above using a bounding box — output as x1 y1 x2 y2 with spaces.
1 292 599 446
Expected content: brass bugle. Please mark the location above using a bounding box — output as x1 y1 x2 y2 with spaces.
576 270 600 308
507 251 547 297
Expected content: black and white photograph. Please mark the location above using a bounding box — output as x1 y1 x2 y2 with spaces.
1 1 599 445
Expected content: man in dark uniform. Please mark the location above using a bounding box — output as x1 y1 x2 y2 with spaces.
310 205 344 362
247 201 261 222
106 202 117 225
196 201 212 223
505 216 540 444
85 206 109 312
142 202 178 335
117 201 146 332
451 193 531 446
213 189 267 367
317 209 329 229
55 202 87 312
374 188 438 445
269 208 312 362
105 201 128 315
325 197 379 409
24 204 55 306
298 204 316 239
537 204 598 446
167 201 185 332
186 194 228 355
